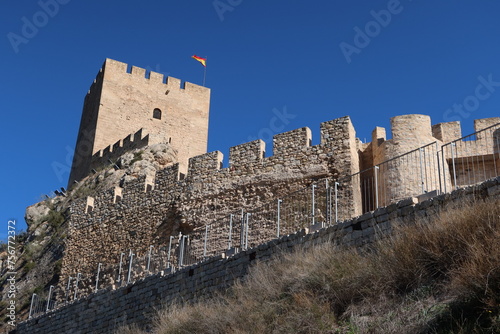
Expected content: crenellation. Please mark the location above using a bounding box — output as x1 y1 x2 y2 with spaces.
154 163 180 189
114 187 123 203
475 117 500 140
85 197 95 213
371 126 386 147
103 145 112 156
148 70 163 83
90 129 150 172
319 116 352 146
133 128 144 142
229 140 265 168
475 117 500 132
165 76 181 89
131 65 146 78
112 139 122 153
121 134 133 150
85 69 104 97
145 173 156 192
105 58 128 73
432 121 461 143
273 127 311 156
188 151 224 177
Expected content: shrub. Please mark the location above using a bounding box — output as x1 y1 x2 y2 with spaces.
130 150 144 165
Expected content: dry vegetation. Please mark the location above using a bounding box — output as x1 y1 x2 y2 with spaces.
123 197 500 333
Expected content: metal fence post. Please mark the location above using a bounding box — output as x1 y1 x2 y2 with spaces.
65 277 72 302
203 225 209 259
419 148 425 193
334 182 339 223
127 252 134 284
451 142 457 189
228 214 233 250
240 210 245 249
167 236 173 268
374 166 379 209
29 293 36 319
46 285 54 312
436 143 443 194
146 245 153 274
441 149 447 193
117 252 125 283
311 184 316 225
178 234 185 267
277 199 282 237
95 263 102 293
325 180 331 226
244 213 250 250
74 273 81 300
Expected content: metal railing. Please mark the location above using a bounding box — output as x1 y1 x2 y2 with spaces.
441 123 500 192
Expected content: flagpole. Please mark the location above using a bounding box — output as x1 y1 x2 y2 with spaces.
203 56 207 87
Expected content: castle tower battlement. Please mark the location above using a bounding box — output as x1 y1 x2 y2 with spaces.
68 58 210 187
89 128 150 172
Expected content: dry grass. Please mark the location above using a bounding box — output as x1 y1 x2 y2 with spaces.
118 198 500 334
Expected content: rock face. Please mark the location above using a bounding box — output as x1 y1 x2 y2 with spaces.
25 202 50 227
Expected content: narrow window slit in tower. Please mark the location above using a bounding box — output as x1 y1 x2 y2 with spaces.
153 108 162 120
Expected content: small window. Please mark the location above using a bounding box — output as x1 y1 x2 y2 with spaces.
153 108 162 120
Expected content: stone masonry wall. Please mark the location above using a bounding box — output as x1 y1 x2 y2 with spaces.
15 177 500 334
61 116 360 293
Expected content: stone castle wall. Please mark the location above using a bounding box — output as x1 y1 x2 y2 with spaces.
61 116 361 290
15 177 500 334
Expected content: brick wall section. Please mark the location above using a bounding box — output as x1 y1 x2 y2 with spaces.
15 177 500 334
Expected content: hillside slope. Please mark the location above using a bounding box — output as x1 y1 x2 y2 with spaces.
119 198 500 334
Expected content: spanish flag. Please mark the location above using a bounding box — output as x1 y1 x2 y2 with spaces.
192 55 207 67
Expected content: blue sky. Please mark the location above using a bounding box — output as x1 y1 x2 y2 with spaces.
1 0 499 240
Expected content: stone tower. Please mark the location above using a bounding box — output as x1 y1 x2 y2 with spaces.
68 58 211 187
